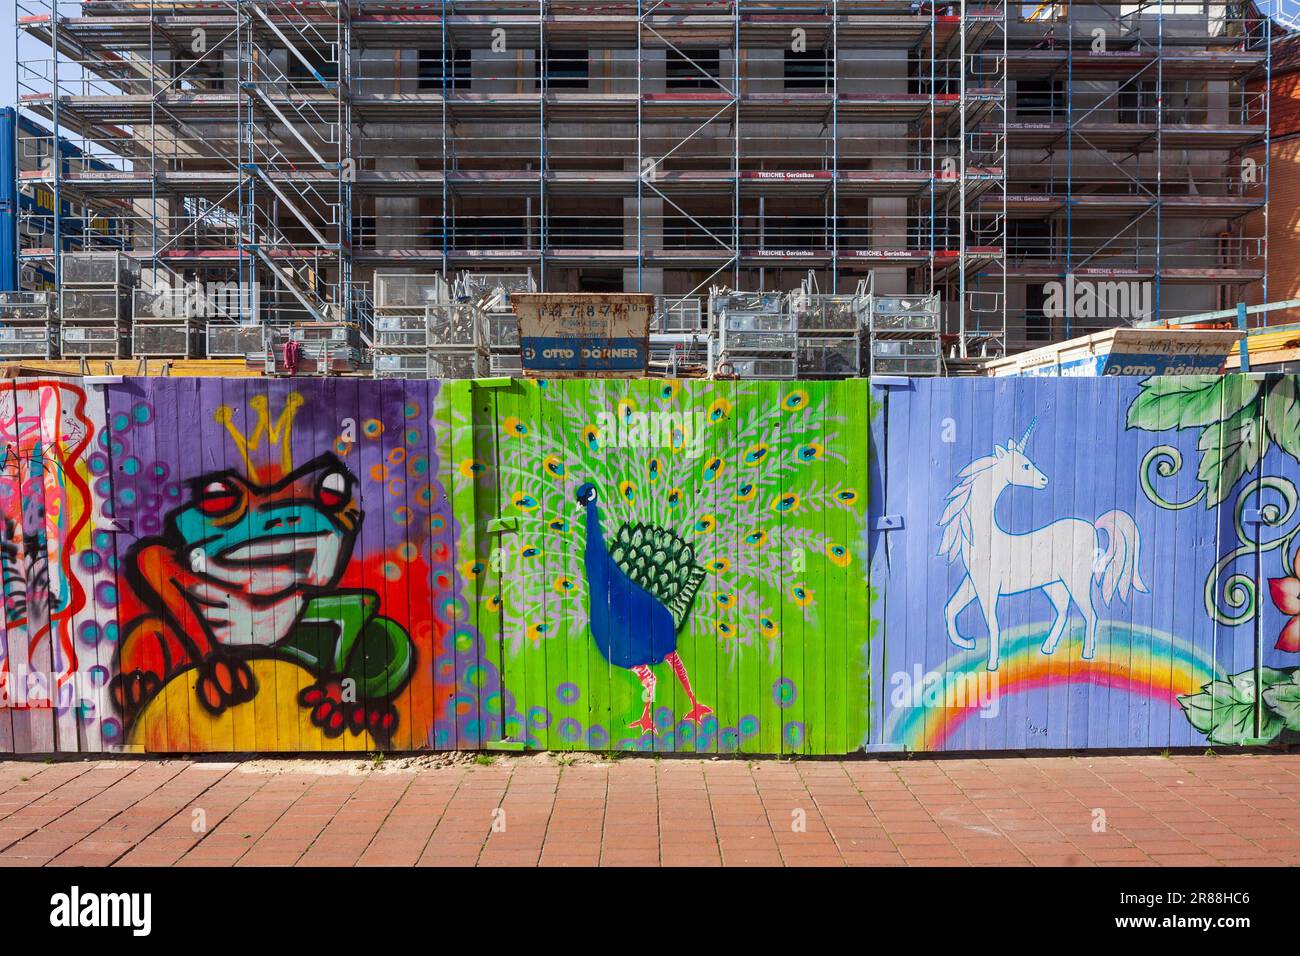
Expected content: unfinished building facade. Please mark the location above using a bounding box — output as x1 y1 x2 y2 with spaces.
13 0 1272 363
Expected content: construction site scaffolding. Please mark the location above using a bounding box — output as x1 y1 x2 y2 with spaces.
13 1 1271 366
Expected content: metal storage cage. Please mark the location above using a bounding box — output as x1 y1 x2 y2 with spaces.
712 288 798 381
871 337 942 376
868 292 943 377
458 272 536 304
0 291 57 360
58 254 133 358
61 325 123 357
429 351 484 379
712 274 874 381
375 353 433 379
428 303 478 347
61 251 133 288
0 291 53 322
374 273 449 311
727 357 798 380
131 322 202 359
790 295 859 334
450 271 534 377
487 313 521 349
653 296 704 333
714 292 784 315
798 336 861 378
725 312 797 333
871 295 941 332
60 288 121 321
207 324 268 358
372 272 448 378
374 313 431 350
130 284 204 358
0 325 57 359
729 330 799 352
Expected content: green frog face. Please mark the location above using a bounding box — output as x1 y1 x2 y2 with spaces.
168 453 361 600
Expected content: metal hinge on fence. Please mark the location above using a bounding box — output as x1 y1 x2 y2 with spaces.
470 377 514 390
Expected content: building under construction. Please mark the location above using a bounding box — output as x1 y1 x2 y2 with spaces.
9 0 1274 373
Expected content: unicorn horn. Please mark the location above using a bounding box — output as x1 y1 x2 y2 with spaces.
1015 416 1038 451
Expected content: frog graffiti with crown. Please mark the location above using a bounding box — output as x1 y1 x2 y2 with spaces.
111 392 414 743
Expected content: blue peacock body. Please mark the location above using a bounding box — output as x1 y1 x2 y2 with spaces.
577 483 706 669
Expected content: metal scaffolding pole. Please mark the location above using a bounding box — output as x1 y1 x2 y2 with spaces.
732 0 740 289
830 0 838 291
539 0 547 289
1156 6 1163 324
1065 0 1073 339
957 0 967 356
636 0 643 292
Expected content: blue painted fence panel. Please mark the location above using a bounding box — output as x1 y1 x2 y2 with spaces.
867 374 1300 752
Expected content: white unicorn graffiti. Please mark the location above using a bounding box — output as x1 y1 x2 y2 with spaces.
937 418 1148 671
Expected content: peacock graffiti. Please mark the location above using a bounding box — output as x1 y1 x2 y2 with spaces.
574 482 712 733
463 378 870 752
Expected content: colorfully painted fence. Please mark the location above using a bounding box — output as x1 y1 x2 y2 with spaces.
868 375 1300 753
0 376 870 754
0 374 1296 755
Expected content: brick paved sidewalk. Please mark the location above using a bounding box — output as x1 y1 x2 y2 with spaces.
0 752 1298 867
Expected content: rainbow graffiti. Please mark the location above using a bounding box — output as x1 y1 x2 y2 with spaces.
883 623 1222 751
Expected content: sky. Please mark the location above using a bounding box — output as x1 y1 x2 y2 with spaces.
4 31 52 110
1259 1 1300 27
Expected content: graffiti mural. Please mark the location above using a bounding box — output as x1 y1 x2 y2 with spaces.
90 379 459 752
464 379 873 754
0 381 98 753
3 372 1298 757
871 375 1300 753
112 396 414 745
938 417 1147 671
0 376 872 755
1126 375 1300 746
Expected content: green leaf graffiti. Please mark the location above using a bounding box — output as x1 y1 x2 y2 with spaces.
1178 667 1293 745
1262 681 1300 731
1264 376 1300 465
1196 403 1265 509
1125 375 1259 433
1130 375 1300 510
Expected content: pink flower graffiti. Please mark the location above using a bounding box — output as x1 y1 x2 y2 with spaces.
1269 548 1300 653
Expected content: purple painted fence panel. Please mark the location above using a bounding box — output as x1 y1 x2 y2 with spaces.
868 375 1300 752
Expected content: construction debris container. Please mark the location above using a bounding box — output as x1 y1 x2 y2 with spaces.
983 328 1244 377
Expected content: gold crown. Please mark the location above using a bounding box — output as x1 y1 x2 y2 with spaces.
213 392 304 483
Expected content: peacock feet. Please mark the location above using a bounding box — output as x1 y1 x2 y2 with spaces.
628 711 657 736
682 702 713 724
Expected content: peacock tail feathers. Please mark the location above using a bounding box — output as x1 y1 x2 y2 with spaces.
607 520 707 631
469 380 860 659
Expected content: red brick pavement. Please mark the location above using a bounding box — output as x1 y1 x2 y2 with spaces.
0 752 1298 866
